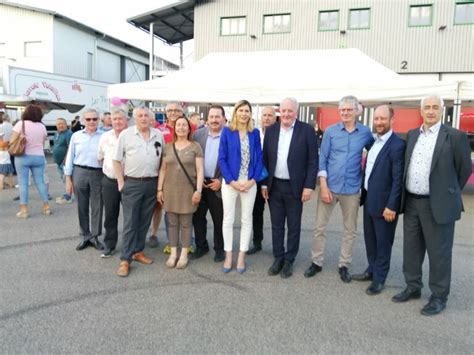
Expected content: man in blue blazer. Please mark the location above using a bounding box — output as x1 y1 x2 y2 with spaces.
354 105 406 295
262 97 318 278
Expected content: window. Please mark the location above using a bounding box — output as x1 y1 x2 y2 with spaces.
24 41 42 57
220 16 246 36
454 1 474 24
263 13 291 34
0 43 5 58
318 10 339 31
349 8 370 29
87 52 93 79
409 5 432 26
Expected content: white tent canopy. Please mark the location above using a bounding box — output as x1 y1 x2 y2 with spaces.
108 49 473 106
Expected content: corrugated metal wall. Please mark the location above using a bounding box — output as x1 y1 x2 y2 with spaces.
195 0 474 73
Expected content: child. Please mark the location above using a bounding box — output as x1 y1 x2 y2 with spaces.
0 136 15 190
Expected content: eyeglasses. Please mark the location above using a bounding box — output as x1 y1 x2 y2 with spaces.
154 141 161 157
85 117 99 122
166 109 182 113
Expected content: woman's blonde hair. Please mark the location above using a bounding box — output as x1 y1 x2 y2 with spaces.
229 99 253 132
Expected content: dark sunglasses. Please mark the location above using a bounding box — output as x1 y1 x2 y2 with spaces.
154 141 161 157
85 117 99 122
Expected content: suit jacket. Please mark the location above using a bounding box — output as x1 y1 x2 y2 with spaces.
218 126 263 184
193 126 222 179
401 124 472 224
263 120 318 199
361 133 406 217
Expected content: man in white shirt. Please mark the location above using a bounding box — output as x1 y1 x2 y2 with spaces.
392 95 471 316
98 109 129 258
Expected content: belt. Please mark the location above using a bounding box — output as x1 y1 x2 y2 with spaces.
408 192 429 199
274 177 290 182
74 164 102 171
125 176 157 181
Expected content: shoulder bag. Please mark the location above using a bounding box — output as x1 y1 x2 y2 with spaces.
8 119 26 156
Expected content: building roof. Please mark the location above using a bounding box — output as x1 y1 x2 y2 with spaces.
2 1 177 67
127 0 195 45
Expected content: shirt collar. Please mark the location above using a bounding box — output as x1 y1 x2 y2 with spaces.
207 128 222 138
133 126 156 138
280 120 296 131
338 122 360 131
375 129 392 142
420 121 441 134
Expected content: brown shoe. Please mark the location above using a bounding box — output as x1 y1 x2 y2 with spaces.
132 252 153 265
117 261 130 277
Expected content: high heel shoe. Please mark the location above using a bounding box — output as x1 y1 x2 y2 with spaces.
223 267 232 273
166 256 177 268
16 210 28 218
43 208 52 216
176 256 188 269
236 267 246 274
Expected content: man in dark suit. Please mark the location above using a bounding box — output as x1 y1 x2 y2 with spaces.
262 97 318 278
392 95 471 316
192 105 227 262
353 105 406 295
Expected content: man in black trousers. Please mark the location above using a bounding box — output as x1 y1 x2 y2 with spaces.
192 105 227 262
392 95 471 316
262 97 318 278
248 106 277 255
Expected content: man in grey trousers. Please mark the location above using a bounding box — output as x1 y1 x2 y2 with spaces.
113 106 164 277
392 95 472 316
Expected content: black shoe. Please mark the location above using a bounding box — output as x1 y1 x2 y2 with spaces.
247 243 262 255
352 271 373 282
268 259 284 276
148 235 159 248
280 261 293 279
421 297 446 316
13 195 20 201
339 266 352 283
213 250 225 262
391 288 422 303
304 263 322 278
366 281 384 295
89 237 104 251
76 240 91 251
191 247 209 260
101 248 115 258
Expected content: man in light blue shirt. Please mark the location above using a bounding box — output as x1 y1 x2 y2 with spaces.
64 108 104 252
305 96 373 283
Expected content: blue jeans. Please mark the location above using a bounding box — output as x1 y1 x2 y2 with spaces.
56 163 71 200
15 154 49 204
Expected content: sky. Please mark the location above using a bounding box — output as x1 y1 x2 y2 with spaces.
6 0 194 66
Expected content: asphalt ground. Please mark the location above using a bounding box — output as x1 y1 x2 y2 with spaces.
0 163 473 354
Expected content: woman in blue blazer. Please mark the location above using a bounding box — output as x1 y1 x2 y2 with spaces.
218 99 263 274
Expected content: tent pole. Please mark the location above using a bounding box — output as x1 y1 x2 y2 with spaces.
453 81 462 129
149 22 154 80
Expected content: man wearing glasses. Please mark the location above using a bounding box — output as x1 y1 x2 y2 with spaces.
304 96 374 283
64 108 104 251
113 106 164 277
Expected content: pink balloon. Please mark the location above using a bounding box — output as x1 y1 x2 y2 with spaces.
111 97 122 106
120 98 129 104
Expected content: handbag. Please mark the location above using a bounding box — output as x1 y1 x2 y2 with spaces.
258 166 269 182
8 120 26 156
172 143 197 190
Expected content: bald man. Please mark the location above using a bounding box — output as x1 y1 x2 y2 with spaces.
353 105 405 295
248 106 277 254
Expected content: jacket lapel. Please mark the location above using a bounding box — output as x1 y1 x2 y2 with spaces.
404 129 420 176
370 133 394 175
287 120 299 162
430 124 447 173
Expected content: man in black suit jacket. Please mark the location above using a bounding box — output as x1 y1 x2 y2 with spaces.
392 95 472 316
192 105 227 262
354 105 406 295
262 97 318 278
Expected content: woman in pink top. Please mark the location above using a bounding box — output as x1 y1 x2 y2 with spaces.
10 104 51 218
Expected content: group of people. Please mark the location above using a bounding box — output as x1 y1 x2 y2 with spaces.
5 93 471 317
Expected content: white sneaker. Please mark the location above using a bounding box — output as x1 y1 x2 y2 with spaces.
56 196 72 204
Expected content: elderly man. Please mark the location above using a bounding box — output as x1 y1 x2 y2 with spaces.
305 95 373 282
392 95 471 316
53 118 73 204
248 106 277 255
64 108 104 251
114 106 164 277
353 105 406 295
192 105 227 262
262 98 318 278
100 112 112 131
98 109 129 258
